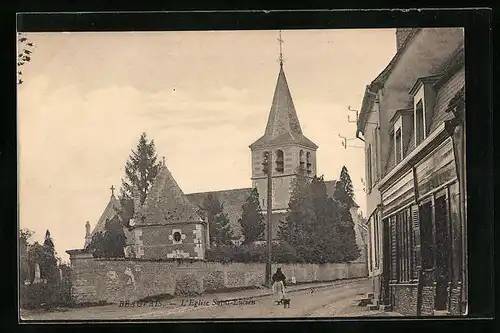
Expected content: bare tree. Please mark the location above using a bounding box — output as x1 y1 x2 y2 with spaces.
17 33 35 85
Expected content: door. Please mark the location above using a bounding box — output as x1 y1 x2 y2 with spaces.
434 193 451 310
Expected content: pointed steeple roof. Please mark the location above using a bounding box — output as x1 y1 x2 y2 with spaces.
250 65 318 150
136 162 203 225
90 190 120 238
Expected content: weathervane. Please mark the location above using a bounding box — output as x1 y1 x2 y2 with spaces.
278 30 284 66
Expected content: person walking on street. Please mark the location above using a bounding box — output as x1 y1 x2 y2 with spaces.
272 268 287 304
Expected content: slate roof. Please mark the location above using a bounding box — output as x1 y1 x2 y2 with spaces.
136 163 204 225
186 188 253 239
250 65 317 150
382 45 465 177
90 194 120 238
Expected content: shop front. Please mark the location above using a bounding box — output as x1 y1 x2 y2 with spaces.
379 131 465 316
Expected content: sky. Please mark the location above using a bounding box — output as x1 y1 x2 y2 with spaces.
18 29 396 262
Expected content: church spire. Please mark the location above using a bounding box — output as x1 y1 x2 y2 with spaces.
249 32 317 150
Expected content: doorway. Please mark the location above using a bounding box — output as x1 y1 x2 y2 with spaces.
434 194 451 310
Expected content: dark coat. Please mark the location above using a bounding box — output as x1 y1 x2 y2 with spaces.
272 269 286 284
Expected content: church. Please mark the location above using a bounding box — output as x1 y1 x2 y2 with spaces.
82 49 366 261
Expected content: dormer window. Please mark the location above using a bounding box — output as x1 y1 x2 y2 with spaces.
395 128 402 164
415 99 425 145
275 149 284 173
409 75 440 147
390 108 413 165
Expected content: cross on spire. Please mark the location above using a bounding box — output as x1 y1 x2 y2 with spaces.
162 156 166 165
277 30 284 67
110 185 115 196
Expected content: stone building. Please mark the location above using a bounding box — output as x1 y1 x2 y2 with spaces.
356 28 466 316
80 52 366 262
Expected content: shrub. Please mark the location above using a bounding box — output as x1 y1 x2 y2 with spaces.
174 274 202 296
272 242 304 263
20 281 74 309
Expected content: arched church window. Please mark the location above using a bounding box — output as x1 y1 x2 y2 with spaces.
275 150 284 173
262 151 270 174
299 150 305 171
173 232 181 242
306 152 312 174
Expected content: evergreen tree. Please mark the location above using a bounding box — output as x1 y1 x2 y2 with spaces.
42 230 59 283
201 194 232 247
239 188 265 244
279 172 316 262
332 180 360 262
103 216 126 257
339 166 355 207
117 132 162 227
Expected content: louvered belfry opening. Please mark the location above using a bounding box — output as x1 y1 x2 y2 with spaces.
306 152 312 174
275 149 284 173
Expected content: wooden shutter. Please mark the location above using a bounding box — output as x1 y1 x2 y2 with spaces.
374 128 380 181
390 216 397 281
411 205 421 280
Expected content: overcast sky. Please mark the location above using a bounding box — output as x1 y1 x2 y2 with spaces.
18 29 396 261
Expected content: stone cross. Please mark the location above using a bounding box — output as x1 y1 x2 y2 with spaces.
110 185 115 196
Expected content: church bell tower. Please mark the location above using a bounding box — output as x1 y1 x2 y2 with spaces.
249 31 318 214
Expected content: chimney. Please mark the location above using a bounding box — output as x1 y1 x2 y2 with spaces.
396 28 413 51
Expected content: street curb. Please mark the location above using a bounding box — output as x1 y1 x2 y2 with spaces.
218 277 370 303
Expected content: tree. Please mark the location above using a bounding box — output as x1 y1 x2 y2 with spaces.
339 166 355 207
201 194 232 247
117 132 162 227
103 216 126 257
17 33 35 85
279 172 317 262
279 173 359 264
88 232 106 258
88 216 126 258
42 230 59 283
20 229 34 283
239 188 265 244
331 180 360 262
27 242 45 283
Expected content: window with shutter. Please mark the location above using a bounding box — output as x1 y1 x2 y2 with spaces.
374 128 380 181
374 214 380 268
411 205 421 280
390 216 398 281
366 145 372 191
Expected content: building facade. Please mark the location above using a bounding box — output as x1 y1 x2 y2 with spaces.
124 162 209 260
357 28 466 316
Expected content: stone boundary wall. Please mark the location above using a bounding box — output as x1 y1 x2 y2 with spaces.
69 258 368 304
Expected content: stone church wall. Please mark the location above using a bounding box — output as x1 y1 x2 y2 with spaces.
68 257 368 304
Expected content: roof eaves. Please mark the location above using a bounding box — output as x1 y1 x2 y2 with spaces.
357 85 377 135
371 28 422 87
